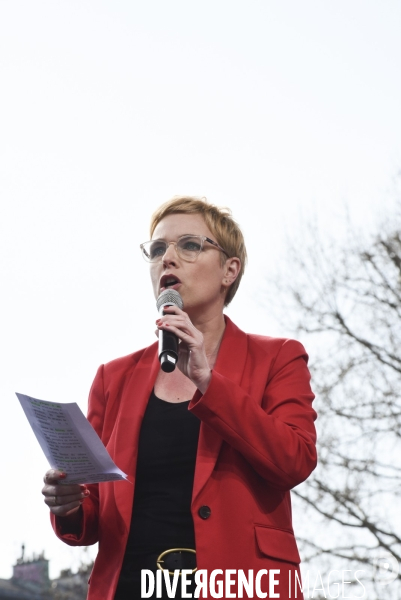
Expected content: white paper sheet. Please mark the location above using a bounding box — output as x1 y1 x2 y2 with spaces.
16 392 128 485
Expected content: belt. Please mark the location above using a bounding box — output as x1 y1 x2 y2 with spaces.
157 548 197 575
128 548 197 575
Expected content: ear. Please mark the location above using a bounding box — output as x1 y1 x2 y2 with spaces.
222 257 241 289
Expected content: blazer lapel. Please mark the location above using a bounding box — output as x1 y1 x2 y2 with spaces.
112 342 159 532
192 316 248 503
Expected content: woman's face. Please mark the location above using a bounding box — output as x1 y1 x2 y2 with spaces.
150 213 231 317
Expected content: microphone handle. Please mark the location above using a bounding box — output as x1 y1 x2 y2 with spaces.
158 309 179 373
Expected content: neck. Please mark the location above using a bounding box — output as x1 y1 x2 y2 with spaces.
189 309 226 358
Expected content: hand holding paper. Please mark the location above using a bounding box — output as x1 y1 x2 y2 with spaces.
42 468 87 517
16 393 128 485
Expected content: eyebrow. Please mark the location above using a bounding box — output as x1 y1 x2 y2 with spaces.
151 233 203 241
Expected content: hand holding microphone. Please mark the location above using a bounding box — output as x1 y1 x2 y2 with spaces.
156 289 183 372
155 290 212 392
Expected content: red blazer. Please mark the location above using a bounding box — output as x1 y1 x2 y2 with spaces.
52 316 317 599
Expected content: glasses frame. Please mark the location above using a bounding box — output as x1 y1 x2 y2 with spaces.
140 234 229 263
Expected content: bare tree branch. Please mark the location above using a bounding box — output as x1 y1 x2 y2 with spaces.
268 204 401 595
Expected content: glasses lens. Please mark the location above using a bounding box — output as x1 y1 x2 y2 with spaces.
177 236 202 261
142 240 167 262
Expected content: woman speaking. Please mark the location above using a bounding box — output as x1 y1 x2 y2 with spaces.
42 196 317 599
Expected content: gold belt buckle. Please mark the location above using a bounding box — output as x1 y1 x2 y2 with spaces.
156 548 197 576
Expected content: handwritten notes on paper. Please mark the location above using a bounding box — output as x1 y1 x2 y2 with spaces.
16 393 128 485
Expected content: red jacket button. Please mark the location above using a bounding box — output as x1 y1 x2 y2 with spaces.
198 505 211 519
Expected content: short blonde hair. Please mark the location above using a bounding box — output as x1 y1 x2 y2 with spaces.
150 196 247 306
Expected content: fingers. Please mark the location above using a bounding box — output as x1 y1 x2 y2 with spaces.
42 483 88 497
162 305 183 315
156 309 206 359
47 499 83 517
43 468 67 484
42 488 88 516
46 491 86 505
159 305 193 326
42 469 90 517
156 310 198 341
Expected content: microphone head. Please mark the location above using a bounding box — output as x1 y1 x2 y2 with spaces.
156 289 184 312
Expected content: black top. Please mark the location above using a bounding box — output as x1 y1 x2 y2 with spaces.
115 390 200 598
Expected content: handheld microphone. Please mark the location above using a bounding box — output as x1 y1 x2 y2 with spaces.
156 289 184 373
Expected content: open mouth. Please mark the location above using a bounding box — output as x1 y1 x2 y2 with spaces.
160 276 181 290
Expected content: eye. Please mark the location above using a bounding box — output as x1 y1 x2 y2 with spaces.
149 241 167 259
179 237 202 252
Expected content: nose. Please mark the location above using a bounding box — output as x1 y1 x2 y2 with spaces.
162 242 179 266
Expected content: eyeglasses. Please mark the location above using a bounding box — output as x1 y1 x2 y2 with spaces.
140 234 229 263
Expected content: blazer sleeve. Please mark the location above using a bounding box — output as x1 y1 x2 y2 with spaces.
189 338 317 491
50 365 106 546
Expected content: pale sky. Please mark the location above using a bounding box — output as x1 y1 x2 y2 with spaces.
1 0 401 580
